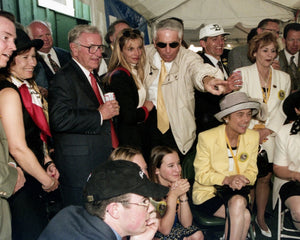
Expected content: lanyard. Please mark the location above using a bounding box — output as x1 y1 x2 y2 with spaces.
261 70 272 103
225 134 240 174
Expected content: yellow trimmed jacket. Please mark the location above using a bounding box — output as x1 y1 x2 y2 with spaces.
192 124 259 205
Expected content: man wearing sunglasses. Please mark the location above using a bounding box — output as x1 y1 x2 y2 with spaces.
228 18 281 74
39 160 168 240
195 23 231 135
144 18 241 158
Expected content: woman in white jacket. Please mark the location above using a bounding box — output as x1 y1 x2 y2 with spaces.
236 32 291 237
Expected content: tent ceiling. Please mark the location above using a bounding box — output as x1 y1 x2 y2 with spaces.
121 0 299 47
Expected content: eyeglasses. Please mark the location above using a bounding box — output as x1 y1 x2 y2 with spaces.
119 198 151 210
123 29 141 37
261 28 282 35
156 41 180 48
77 43 106 54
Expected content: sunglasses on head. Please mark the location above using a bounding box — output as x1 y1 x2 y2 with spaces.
122 29 141 37
156 41 180 48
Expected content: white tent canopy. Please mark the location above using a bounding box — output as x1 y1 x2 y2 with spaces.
120 0 300 47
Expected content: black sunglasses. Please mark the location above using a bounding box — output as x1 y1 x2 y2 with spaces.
122 29 141 37
156 41 180 48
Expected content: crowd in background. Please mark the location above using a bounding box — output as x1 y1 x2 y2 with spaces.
0 9 300 240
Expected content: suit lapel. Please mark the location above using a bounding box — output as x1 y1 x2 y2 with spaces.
70 60 100 105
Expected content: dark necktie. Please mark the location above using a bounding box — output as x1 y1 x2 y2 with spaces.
90 73 119 148
290 56 298 80
47 54 60 73
217 61 224 73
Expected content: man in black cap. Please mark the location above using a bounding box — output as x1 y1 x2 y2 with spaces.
38 160 168 240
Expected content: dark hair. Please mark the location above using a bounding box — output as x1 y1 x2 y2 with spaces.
0 10 15 23
247 28 257 43
257 18 281 29
104 19 130 44
283 23 300 39
248 32 279 63
149 146 177 183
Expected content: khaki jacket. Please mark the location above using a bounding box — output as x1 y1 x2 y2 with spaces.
192 125 259 205
144 45 223 154
0 121 18 240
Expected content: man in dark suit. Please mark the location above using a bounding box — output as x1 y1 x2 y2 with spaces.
48 24 120 206
279 23 300 92
27 20 71 94
195 23 230 134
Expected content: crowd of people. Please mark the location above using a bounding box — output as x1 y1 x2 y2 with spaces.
0 9 299 240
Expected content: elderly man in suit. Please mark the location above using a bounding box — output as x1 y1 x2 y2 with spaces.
27 20 71 94
279 23 300 92
48 24 120 206
0 10 25 240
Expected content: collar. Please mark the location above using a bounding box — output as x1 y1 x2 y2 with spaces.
204 53 220 67
72 58 91 80
284 49 299 65
38 48 56 58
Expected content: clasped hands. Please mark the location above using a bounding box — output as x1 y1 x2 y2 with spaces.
223 175 250 191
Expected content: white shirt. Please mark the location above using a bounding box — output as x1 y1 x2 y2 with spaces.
147 52 173 107
38 48 61 74
205 53 228 79
72 58 105 124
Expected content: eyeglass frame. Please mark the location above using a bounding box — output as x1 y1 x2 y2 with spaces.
155 41 180 49
76 43 106 54
118 198 151 210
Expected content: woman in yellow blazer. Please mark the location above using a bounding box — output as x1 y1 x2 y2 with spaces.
193 92 260 240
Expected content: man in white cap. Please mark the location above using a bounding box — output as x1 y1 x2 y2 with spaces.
195 23 231 134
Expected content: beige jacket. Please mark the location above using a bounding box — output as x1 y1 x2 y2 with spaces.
144 45 223 154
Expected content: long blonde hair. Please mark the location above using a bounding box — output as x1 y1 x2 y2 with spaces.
106 28 145 88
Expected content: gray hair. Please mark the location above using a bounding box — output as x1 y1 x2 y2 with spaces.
152 18 183 41
27 20 52 38
68 25 102 43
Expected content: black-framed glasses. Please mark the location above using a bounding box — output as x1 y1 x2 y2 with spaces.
156 41 180 49
119 198 150 210
261 28 282 35
77 43 106 54
122 29 142 37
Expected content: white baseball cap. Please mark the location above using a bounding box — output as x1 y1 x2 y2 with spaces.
199 23 230 40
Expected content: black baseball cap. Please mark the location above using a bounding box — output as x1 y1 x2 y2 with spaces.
84 160 168 202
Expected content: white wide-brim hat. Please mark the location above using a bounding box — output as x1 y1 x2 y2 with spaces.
214 92 260 122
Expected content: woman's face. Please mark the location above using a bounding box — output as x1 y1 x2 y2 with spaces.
122 38 143 65
254 42 277 68
10 47 37 79
155 152 181 186
225 109 252 135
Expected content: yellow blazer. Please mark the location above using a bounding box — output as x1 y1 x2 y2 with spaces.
192 124 259 205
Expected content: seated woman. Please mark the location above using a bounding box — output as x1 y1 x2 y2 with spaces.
149 145 204 240
0 28 59 240
105 28 153 151
192 91 260 240
109 146 149 177
273 90 300 229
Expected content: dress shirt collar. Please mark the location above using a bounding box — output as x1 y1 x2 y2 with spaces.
284 49 299 66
